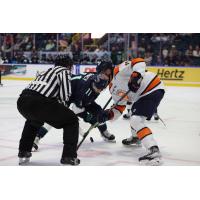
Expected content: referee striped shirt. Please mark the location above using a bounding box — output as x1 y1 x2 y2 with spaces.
26 66 72 106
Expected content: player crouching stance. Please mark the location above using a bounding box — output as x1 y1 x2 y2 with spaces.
17 55 80 165
32 60 115 152
97 58 165 165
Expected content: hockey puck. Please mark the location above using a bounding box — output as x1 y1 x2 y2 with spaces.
90 137 94 143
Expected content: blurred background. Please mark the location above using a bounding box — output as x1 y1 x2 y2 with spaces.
1 33 200 66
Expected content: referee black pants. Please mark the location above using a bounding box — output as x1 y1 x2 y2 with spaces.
17 90 79 158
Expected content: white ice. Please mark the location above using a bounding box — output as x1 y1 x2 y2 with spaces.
0 80 200 166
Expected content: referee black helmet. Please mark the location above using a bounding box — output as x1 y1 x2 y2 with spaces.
55 54 73 69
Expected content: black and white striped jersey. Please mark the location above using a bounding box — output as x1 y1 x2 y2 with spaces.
26 66 72 106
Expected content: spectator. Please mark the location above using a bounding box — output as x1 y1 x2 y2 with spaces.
193 45 200 57
1 33 200 66
80 53 90 64
111 46 118 65
144 52 153 65
91 53 98 63
71 43 81 63
31 50 39 64
46 54 54 63
162 47 168 59
45 40 56 51
1 35 13 58
185 45 193 57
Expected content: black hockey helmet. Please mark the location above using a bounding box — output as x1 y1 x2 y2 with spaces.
54 54 73 69
93 74 109 91
96 60 113 74
96 60 113 82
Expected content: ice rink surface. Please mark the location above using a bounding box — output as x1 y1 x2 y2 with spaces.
0 80 200 166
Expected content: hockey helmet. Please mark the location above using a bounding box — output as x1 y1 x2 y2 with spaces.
96 60 113 82
96 60 113 73
54 54 73 69
92 73 109 93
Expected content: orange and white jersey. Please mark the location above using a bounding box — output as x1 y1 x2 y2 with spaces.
109 58 147 106
113 58 147 79
133 71 165 101
109 59 165 121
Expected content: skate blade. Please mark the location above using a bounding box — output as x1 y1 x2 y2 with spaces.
32 143 39 152
103 138 116 143
140 157 163 166
19 158 30 165
123 118 130 120
31 148 38 152
123 143 142 147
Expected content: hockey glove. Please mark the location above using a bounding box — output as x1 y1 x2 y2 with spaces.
128 72 142 93
97 109 114 124
85 112 93 122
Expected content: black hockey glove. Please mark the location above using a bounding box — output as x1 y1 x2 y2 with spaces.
128 72 142 93
85 112 93 122
97 109 114 124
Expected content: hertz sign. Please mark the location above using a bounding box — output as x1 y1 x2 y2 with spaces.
147 66 200 87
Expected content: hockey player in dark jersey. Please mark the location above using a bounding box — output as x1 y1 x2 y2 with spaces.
32 60 115 151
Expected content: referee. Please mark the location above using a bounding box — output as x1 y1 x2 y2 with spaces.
17 55 80 165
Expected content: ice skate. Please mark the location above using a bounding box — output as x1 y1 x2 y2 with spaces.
60 157 80 165
146 117 151 121
123 113 130 120
154 113 159 120
18 151 32 165
32 136 40 152
100 130 116 142
122 135 141 146
139 146 162 166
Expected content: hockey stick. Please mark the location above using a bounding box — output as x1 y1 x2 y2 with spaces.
157 114 167 127
77 96 112 150
89 96 113 143
77 90 130 150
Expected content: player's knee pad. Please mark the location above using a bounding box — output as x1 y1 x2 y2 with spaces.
130 115 146 132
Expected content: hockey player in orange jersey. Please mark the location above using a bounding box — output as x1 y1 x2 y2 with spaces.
97 58 165 165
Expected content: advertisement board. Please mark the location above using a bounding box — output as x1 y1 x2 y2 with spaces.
1 64 200 87
75 64 96 74
0 64 13 75
148 66 200 87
